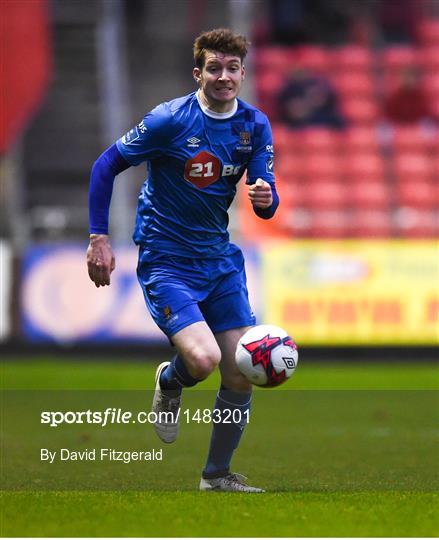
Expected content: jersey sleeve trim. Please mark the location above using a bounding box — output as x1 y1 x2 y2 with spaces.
252 184 279 220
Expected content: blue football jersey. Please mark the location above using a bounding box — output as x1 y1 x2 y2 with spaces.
116 91 275 257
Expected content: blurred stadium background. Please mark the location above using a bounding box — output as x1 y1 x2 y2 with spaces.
1 0 438 355
1 1 438 536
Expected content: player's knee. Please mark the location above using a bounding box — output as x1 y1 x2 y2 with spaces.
188 346 221 380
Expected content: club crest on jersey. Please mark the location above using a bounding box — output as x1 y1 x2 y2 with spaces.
235 131 252 153
239 131 251 145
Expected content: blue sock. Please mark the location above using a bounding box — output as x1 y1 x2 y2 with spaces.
159 355 200 396
202 385 251 479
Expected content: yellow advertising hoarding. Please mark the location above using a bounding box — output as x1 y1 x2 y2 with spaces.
262 240 439 345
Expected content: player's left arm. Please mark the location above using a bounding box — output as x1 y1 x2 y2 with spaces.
246 115 279 219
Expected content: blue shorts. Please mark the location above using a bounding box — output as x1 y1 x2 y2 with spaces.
136 245 256 338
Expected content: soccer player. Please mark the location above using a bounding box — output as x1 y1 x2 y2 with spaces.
87 28 278 492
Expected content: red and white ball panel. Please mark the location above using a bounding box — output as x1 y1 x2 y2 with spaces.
235 324 299 387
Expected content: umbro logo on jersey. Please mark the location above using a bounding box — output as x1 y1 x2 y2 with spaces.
187 136 201 148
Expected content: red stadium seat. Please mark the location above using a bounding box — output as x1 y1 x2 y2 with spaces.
279 180 307 207
342 98 379 125
380 46 419 70
272 124 301 155
254 47 291 72
350 209 393 238
256 71 284 120
272 124 290 154
430 98 439 120
344 152 385 180
305 180 347 209
423 73 439 100
392 126 434 152
342 127 380 152
257 100 277 121
417 20 439 46
308 209 350 238
394 152 433 180
277 206 312 237
419 47 439 70
256 71 284 114
379 69 429 96
292 46 332 74
349 181 390 209
299 128 341 154
256 71 284 96
394 207 439 238
303 154 341 180
332 46 374 72
380 72 402 95
334 72 375 98
276 154 305 177
396 180 438 209
283 130 304 155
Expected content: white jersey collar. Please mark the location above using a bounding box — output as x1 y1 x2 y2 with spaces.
196 90 238 119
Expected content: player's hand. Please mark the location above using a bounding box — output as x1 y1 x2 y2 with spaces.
86 234 116 288
248 178 273 209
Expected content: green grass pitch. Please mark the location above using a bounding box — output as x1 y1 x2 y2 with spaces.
1 356 438 537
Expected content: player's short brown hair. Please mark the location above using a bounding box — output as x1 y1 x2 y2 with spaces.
193 28 249 68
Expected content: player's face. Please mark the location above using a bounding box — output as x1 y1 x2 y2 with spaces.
194 51 245 112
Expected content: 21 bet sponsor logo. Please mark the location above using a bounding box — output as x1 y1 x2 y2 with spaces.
184 150 242 189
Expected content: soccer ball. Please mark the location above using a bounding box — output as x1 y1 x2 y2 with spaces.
235 324 299 387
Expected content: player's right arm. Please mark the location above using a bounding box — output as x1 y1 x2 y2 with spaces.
87 103 173 287
87 144 130 287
